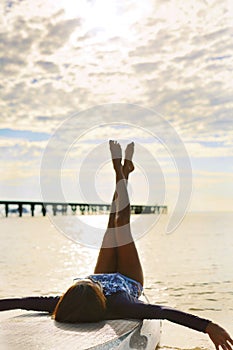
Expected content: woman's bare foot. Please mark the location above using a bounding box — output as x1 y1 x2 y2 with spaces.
109 140 122 172
123 142 135 179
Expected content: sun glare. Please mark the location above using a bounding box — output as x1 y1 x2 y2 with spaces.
60 0 153 39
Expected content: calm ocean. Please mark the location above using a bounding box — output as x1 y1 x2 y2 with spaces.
0 212 233 349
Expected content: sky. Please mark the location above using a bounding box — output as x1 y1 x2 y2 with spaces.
0 0 233 213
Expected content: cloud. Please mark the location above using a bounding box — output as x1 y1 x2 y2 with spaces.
36 60 59 74
39 18 82 54
129 29 176 58
173 48 207 63
133 62 160 74
0 24 35 57
0 137 47 161
0 57 25 75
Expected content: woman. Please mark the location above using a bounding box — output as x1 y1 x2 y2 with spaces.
1 140 232 350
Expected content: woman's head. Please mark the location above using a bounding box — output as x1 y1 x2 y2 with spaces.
53 280 106 323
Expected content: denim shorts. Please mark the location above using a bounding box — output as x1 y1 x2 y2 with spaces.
74 272 143 299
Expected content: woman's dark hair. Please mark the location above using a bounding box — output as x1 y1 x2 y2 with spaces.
53 282 106 323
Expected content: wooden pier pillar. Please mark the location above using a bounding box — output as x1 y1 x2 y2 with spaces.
132 206 136 214
52 204 57 216
62 204 68 215
31 204 35 216
162 206 168 214
71 205 77 214
41 205 46 216
91 206 97 214
18 203 23 217
5 204 9 217
79 205 85 215
135 206 142 214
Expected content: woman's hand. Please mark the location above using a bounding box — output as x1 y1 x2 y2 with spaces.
206 322 233 350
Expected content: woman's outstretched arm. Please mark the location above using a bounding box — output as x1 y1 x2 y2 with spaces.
0 296 60 313
106 292 233 349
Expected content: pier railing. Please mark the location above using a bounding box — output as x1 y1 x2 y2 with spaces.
0 200 167 217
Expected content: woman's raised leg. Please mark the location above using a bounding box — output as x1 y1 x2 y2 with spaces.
110 140 144 286
94 190 118 273
94 142 135 274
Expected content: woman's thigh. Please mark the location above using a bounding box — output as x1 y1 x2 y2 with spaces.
94 247 117 274
116 238 144 286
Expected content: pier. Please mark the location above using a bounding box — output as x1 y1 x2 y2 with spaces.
0 200 168 217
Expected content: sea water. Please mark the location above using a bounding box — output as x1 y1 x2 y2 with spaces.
0 212 232 350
